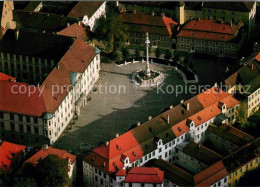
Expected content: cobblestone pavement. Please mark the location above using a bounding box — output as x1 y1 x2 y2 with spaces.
54 62 194 153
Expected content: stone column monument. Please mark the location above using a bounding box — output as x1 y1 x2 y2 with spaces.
145 32 151 77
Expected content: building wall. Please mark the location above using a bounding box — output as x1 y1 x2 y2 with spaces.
127 31 171 49
202 2 256 34
184 9 202 22
247 88 260 116
176 37 240 57
1 1 16 31
0 53 101 145
82 2 106 31
0 52 55 84
124 183 162 187
227 157 260 186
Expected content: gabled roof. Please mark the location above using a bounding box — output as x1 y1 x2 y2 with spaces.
124 167 164 184
222 138 260 172
84 87 240 174
147 159 194 186
67 1 104 18
180 142 223 166
0 141 26 174
224 53 260 92
120 12 178 36
177 19 243 42
0 73 16 81
41 38 96 113
0 29 74 60
58 22 88 41
13 10 76 33
203 2 255 12
207 123 254 147
194 161 228 186
25 146 76 165
0 81 46 117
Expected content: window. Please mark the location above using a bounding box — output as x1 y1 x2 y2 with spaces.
224 177 227 183
11 123 15 131
19 125 23 132
218 181 221 186
35 127 39 134
159 148 162 153
0 112 3 119
10 113 14 120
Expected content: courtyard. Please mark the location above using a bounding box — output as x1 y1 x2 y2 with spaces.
54 62 194 153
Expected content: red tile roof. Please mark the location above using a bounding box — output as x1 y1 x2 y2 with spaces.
177 19 242 42
124 167 164 184
41 38 96 114
26 146 76 165
256 52 260 62
120 12 177 36
58 22 88 42
194 161 228 186
0 72 16 81
0 141 26 174
116 169 126 176
0 81 46 117
84 87 240 174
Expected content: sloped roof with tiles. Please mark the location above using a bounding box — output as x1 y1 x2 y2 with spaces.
0 73 16 81
41 38 96 113
0 81 46 117
208 123 255 147
0 141 26 174
25 146 76 165
222 138 260 172
177 19 243 42
224 53 260 91
203 2 255 12
67 1 104 18
124 167 164 184
120 12 178 36
0 33 96 116
58 22 88 41
84 87 240 174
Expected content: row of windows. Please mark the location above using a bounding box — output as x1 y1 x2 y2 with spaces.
0 122 40 134
0 112 39 124
179 38 235 48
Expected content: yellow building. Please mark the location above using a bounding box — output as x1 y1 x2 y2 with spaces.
223 138 260 186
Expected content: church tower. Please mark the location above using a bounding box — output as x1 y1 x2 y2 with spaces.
175 2 185 25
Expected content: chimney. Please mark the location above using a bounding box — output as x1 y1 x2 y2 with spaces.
252 64 254 70
133 9 136 14
67 23 70 27
167 115 170 123
161 12 165 17
105 141 109 146
116 133 119 138
137 122 141 126
180 100 184 104
151 11 155 16
56 64 60 70
15 30 19 40
198 17 200 21
230 19 232 27
170 105 173 109
78 21 81 26
214 82 217 88
148 116 152 120
187 103 190 111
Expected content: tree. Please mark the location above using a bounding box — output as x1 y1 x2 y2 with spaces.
90 13 128 52
35 155 70 186
164 49 173 61
122 47 130 60
135 48 141 59
155 47 162 59
235 102 248 128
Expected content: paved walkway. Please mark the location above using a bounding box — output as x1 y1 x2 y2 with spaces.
54 62 193 153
